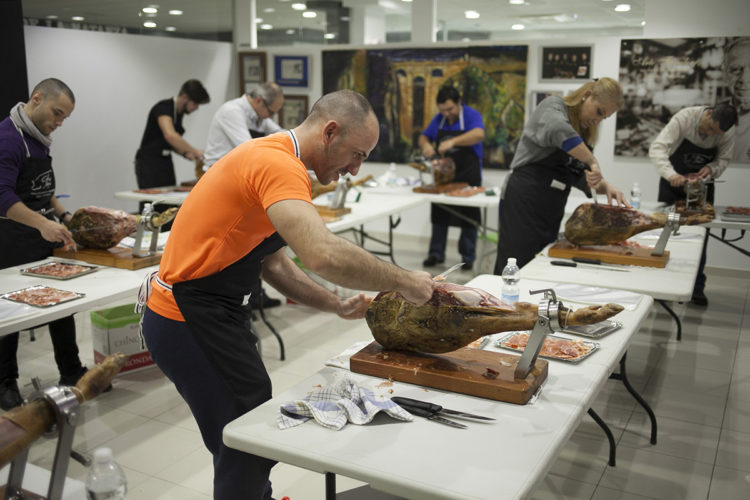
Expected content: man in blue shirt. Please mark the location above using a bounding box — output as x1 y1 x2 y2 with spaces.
418 86 485 271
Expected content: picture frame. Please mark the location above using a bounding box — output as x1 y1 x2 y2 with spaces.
530 90 563 114
278 95 309 129
540 46 592 81
275 56 309 87
238 51 266 95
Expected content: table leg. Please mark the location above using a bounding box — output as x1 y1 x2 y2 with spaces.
708 228 750 257
257 303 285 361
355 215 401 265
326 472 336 500
609 352 658 445
587 408 616 466
656 299 682 341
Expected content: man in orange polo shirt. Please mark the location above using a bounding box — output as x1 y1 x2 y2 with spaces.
140 89 434 500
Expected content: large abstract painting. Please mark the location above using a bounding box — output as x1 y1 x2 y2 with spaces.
616 36 750 163
322 46 528 169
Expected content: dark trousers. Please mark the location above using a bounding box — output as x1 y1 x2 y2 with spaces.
0 315 82 381
428 224 478 264
141 308 274 500
695 230 709 293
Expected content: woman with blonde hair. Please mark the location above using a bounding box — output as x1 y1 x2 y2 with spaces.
494 77 628 271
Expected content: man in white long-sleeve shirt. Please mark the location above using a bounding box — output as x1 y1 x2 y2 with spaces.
203 83 285 309
648 103 738 306
203 83 284 168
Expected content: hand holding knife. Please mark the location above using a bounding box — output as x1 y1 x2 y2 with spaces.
392 397 494 429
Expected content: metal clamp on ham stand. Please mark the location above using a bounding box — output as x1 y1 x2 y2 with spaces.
514 288 562 380
651 211 681 257
132 202 161 258
5 381 83 500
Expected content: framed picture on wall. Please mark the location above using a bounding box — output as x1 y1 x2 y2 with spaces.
238 52 266 94
530 90 563 113
278 95 309 129
275 56 308 87
541 46 592 81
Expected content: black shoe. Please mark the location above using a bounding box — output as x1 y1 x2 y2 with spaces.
691 289 708 307
423 256 444 267
60 367 113 392
250 288 282 309
462 262 474 271
0 378 23 411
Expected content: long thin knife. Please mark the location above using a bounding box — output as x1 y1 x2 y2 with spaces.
550 258 630 272
434 262 465 281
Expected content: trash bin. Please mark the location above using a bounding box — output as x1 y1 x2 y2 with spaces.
90 304 154 374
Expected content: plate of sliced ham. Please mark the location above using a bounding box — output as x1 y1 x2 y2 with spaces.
1 285 84 308
20 261 98 280
495 332 599 362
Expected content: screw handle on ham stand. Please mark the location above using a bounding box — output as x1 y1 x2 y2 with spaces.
514 288 563 380
5 381 82 500
330 178 353 210
132 203 161 258
651 211 681 257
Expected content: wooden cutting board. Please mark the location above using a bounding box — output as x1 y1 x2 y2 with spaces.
53 247 161 270
412 182 468 194
350 342 547 405
549 240 669 268
315 205 351 217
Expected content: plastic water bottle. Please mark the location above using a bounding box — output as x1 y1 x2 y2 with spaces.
630 182 641 210
501 258 520 305
86 448 127 499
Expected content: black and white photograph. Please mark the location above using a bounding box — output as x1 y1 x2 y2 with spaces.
616 36 750 162
238 51 266 94
541 46 591 81
278 95 308 129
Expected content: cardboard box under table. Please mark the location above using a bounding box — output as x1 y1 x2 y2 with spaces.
91 304 153 373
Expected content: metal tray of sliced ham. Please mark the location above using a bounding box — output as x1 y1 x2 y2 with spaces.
1 285 85 308
495 331 600 363
20 261 99 280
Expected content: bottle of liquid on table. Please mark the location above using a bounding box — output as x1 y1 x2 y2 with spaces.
86 447 127 499
501 257 520 305
630 182 641 210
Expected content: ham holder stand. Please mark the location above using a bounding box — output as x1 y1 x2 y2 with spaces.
131 202 163 258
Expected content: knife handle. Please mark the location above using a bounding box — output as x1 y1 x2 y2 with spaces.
550 260 576 267
391 397 442 414
572 257 602 265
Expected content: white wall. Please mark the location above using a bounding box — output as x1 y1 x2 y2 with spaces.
24 26 234 212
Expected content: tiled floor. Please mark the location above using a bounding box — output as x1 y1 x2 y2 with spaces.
3 234 750 499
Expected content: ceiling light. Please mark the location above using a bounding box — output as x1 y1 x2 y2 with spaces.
341 16 350 21
509 0 525 4
402 0 413 3
302 11 317 18
143 21 157 28
286 29 295 34
165 26 176 31
614 4 631 11
169 10 183 16
260 24 273 30
263 8 275 13
255 18 263 23
641 20 646 26
46 15 58 19
291 3 306 10
142 7 157 14
511 23 525 30
324 33 336 39
465 10 480 19
72 16 84 21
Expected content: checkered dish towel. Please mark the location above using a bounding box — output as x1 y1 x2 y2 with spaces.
278 377 414 430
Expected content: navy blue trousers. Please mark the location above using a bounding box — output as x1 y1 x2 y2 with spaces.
428 224 478 264
141 308 274 500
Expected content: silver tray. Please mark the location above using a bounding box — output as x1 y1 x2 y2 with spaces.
561 320 622 339
494 332 600 363
719 211 750 223
20 261 99 280
0 285 85 308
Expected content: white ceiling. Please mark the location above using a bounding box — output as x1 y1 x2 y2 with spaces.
21 0 646 40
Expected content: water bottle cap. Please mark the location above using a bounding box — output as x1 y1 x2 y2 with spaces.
93 447 113 463
508 257 516 266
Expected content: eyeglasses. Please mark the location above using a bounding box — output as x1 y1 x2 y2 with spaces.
260 99 280 116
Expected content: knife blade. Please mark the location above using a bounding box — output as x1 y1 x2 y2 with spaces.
391 397 495 421
392 400 467 428
434 262 465 281
550 259 630 272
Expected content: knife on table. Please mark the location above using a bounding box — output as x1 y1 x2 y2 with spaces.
392 397 495 424
550 257 630 272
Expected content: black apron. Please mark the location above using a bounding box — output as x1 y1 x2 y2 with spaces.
0 141 58 269
430 127 482 228
496 148 590 270
658 139 716 204
135 105 185 189
170 233 286 411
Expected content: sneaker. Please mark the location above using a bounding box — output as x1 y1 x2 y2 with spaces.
462 262 474 271
250 288 282 309
691 289 708 307
422 256 445 267
0 378 23 411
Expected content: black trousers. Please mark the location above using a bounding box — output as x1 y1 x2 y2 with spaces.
0 315 82 381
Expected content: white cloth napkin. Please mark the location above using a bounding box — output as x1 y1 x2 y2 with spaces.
553 283 643 311
278 376 414 430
